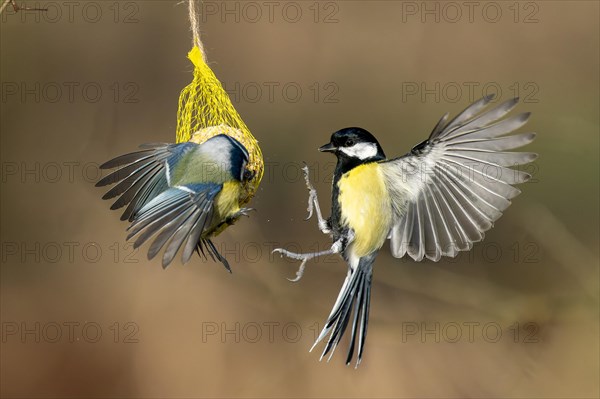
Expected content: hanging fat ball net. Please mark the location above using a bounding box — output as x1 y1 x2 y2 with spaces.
95 0 264 270
176 0 263 204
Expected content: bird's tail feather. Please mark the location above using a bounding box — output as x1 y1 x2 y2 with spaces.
197 239 231 273
311 254 374 368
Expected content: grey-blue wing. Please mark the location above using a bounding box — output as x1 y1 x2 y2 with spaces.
125 183 227 269
96 143 196 221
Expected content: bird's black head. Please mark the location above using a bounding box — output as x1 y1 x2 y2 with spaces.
319 128 386 166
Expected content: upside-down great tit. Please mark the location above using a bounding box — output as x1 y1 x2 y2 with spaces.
275 95 537 367
96 125 262 270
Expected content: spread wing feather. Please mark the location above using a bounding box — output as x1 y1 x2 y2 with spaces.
96 143 196 221
126 183 225 269
97 135 250 270
381 96 537 261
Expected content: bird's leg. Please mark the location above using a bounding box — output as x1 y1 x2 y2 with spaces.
224 207 254 225
302 163 330 235
273 239 343 282
233 207 254 218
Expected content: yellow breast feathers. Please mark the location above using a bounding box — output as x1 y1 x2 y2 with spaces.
338 163 392 258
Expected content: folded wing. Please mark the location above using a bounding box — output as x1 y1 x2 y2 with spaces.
380 95 537 261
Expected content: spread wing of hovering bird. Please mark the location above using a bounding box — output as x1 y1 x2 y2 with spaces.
97 131 259 270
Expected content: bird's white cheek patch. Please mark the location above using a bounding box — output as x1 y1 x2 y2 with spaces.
340 143 378 160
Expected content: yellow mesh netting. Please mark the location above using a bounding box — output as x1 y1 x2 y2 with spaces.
175 46 263 199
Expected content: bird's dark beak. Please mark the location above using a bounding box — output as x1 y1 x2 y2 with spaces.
319 142 337 152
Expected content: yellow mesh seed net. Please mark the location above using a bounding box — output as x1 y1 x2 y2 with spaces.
175 46 263 201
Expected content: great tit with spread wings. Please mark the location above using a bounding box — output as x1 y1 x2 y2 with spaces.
96 125 262 270
274 95 537 367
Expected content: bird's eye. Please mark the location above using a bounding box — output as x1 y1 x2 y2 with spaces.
346 139 354 147
243 169 255 181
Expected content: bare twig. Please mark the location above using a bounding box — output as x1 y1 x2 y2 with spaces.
0 0 48 15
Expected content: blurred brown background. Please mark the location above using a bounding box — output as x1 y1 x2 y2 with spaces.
1 1 598 397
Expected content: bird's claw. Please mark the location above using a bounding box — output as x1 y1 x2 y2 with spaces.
272 248 312 282
272 248 306 261
305 189 318 221
287 259 308 283
237 207 255 217
224 208 255 226
273 240 342 282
